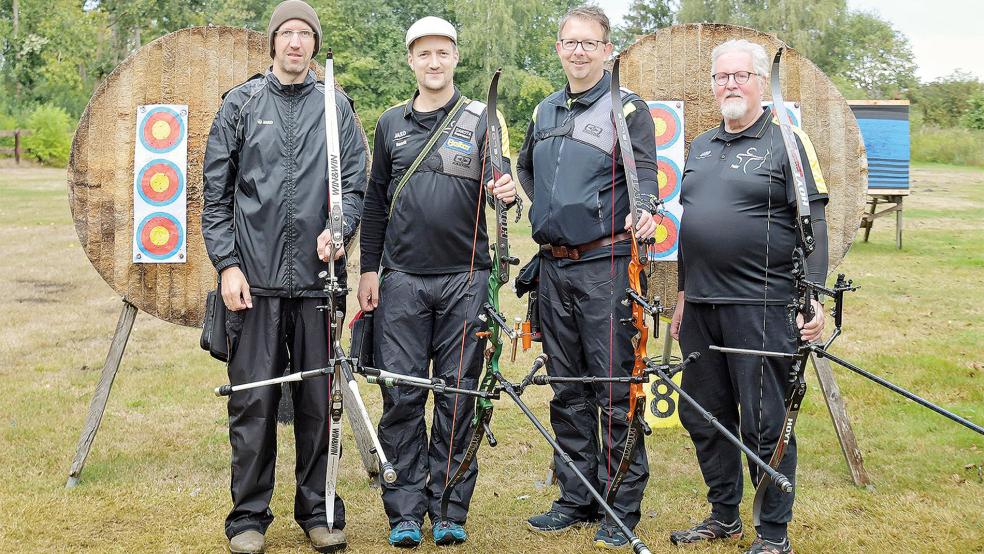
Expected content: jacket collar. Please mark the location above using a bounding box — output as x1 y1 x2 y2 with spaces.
549 70 612 109
403 86 462 118
265 68 317 96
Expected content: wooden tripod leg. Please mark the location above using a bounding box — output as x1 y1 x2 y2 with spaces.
65 299 138 488
863 196 878 242
811 353 870 487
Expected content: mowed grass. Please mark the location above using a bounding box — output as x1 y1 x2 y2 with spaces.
0 161 981 553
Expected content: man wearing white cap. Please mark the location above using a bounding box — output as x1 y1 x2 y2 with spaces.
357 15 517 549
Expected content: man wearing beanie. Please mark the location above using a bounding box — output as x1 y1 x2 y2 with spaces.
356 15 517 549
202 1 367 552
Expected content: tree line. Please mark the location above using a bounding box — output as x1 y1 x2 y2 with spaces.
2 0 982 165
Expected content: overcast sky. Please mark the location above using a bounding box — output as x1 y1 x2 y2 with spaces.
595 0 983 82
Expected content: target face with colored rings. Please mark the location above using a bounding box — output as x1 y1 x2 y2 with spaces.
765 102 800 128
649 211 680 259
136 159 184 206
657 156 681 203
648 103 682 148
137 212 184 260
139 107 185 154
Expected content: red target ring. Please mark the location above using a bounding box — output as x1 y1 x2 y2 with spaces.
139 107 184 154
137 160 183 206
649 211 680 259
137 213 183 260
657 157 681 202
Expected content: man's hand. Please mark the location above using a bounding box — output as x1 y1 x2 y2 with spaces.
220 266 252 311
486 173 516 204
797 298 825 342
317 229 345 262
358 271 380 312
624 211 658 241
670 291 685 341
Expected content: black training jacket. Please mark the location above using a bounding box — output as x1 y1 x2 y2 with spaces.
202 69 367 297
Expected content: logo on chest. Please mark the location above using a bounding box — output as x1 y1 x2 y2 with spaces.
730 146 771 174
583 123 603 137
444 137 474 154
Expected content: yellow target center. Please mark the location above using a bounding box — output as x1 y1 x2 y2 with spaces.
654 224 669 243
151 120 171 140
654 118 668 137
149 225 170 246
150 172 170 193
657 170 668 190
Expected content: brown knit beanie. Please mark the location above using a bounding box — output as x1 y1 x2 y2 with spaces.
267 0 322 58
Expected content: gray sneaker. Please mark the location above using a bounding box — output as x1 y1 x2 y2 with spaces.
308 526 347 553
229 530 265 553
669 516 743 545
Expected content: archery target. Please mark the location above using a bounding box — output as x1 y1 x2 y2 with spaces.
133 104 187 263
648 102 683 148
136 212 184 260
657 156 681 203
137 159 184 206
763 101 801 128
139 106 185 154
649 211 680 259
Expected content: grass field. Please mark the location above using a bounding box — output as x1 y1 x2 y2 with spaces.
0 162 981 553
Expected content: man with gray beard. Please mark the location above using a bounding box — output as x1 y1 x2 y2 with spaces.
668 39 828 554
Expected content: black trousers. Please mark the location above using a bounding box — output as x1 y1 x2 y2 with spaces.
224 296 345 538
373 270 489 527
678 302 799 541
538 255 650 529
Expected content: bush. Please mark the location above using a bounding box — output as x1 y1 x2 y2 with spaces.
22 104 73 166
911 126 984 167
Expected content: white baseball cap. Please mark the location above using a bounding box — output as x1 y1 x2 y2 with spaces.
405 16 457 49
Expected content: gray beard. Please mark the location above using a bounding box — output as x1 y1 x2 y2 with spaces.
720 99 747 121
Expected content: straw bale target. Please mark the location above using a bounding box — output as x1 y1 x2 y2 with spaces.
618 24 867 304
67 26 368 326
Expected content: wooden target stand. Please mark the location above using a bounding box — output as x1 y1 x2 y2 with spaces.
64 27 373 488
608 25 872 486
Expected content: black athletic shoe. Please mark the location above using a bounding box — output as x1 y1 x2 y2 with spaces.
669 516 743 545
746 535 792 554
527 510 593 533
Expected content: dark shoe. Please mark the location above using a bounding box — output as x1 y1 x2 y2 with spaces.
388 521 422 548
746 535 792 554
308 526 346 553
432 520 468 546
527 509 593 533
669 516 743 545
593 523 630 549
229 530 265 553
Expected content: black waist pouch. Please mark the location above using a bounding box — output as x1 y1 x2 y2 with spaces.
200 288 229 362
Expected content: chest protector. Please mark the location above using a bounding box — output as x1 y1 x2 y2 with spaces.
534 89 633 155
422 99 488 182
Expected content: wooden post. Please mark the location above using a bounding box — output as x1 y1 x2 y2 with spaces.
14 130 21 164
862 196 877 242
66 299 138 488
895 197 903 249
810 353 870 486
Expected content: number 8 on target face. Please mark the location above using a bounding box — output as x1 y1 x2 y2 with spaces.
645 353 683 428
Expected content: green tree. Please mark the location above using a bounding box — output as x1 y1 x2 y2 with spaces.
961 92 984 130
613 0 676 50
910 71 984 128
825 10 915 98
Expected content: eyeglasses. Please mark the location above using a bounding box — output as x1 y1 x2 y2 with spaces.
277 29 315 41
558 39 606 52
712 71 758 86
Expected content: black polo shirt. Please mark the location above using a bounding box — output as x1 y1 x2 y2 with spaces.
678 107 828 304
360 88 510 274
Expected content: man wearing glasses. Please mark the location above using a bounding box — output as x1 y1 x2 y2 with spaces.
515 6 658 549
202 1 367 552
668 39 828 554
